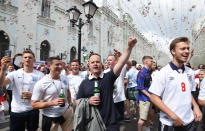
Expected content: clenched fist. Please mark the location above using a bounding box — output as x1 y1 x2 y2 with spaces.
128 37 137 49
0 56 12 71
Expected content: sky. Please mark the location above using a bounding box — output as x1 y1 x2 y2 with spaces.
92 0 205 54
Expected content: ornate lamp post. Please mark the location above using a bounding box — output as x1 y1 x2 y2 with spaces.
67 0 98 64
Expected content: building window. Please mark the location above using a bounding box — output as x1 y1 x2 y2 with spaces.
41 0 50 18
88 21 93 38
40 40 50 61
107 30 113 45
0 0 5 4
0 30 9 58
70 46 76 62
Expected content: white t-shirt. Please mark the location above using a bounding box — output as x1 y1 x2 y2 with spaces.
194 69 200 85
198 77 205 100
31 74 69 117
6 71 14 90
61 69 67 75
194 69 200 76
104 66 127 103
6 68 44 113
149 64 195 126
151 70 159 80
67 72 85 101
80 70 90 79
125 67 138 88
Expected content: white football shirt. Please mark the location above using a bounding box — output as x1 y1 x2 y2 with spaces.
6 68 44 113
32 74 69 117
67 72 85 101
104 66 127 103
198 77 205 100
149 64 195 126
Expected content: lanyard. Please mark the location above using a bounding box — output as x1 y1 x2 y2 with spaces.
47 74 63 95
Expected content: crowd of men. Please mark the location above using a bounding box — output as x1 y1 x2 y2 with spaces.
0 36 205 131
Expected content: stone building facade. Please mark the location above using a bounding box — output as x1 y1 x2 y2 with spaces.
0 0 166 65
191 17 205 67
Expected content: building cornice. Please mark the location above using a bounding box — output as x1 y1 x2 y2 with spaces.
37 16 56 28
0 3 18 15
54 6 67 15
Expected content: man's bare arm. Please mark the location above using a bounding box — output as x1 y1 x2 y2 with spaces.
113 37 137 76
0 56 11 86
192 96 202 121
32 98 64 109
150 93 184 126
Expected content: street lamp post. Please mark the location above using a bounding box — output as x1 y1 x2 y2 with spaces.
77 18 83 64
67 0 98 64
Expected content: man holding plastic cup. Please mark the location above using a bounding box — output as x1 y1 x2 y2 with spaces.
0 50 44 131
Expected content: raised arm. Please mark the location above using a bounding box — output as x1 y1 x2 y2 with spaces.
113 37 137 76
0 56 11 87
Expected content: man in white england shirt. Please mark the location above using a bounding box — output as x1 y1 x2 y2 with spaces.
67 59 85 103
0 50 44 131
32 57 73 131
149 37 202 131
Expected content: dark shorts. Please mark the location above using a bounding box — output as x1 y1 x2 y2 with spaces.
159 121 197 131
42 115 65 131
114 101 124 121
126 87 137 100
10 109 39 131
107 124 120 131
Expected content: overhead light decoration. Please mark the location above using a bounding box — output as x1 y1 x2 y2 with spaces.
192 5 196 8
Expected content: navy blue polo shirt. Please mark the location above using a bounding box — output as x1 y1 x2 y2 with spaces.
137 67 152 102
77 70 119 127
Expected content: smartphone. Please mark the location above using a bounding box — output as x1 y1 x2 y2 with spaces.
4 50 11 57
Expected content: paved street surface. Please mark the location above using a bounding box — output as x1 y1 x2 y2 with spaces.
0 113 204 131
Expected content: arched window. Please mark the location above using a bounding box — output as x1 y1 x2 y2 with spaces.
70 46 77 62
40 40 50 61
0 0 5 4
41 0 50 18
0 30 10 58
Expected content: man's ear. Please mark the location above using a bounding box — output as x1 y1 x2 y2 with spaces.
171 49 175 56
47 64 51 68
